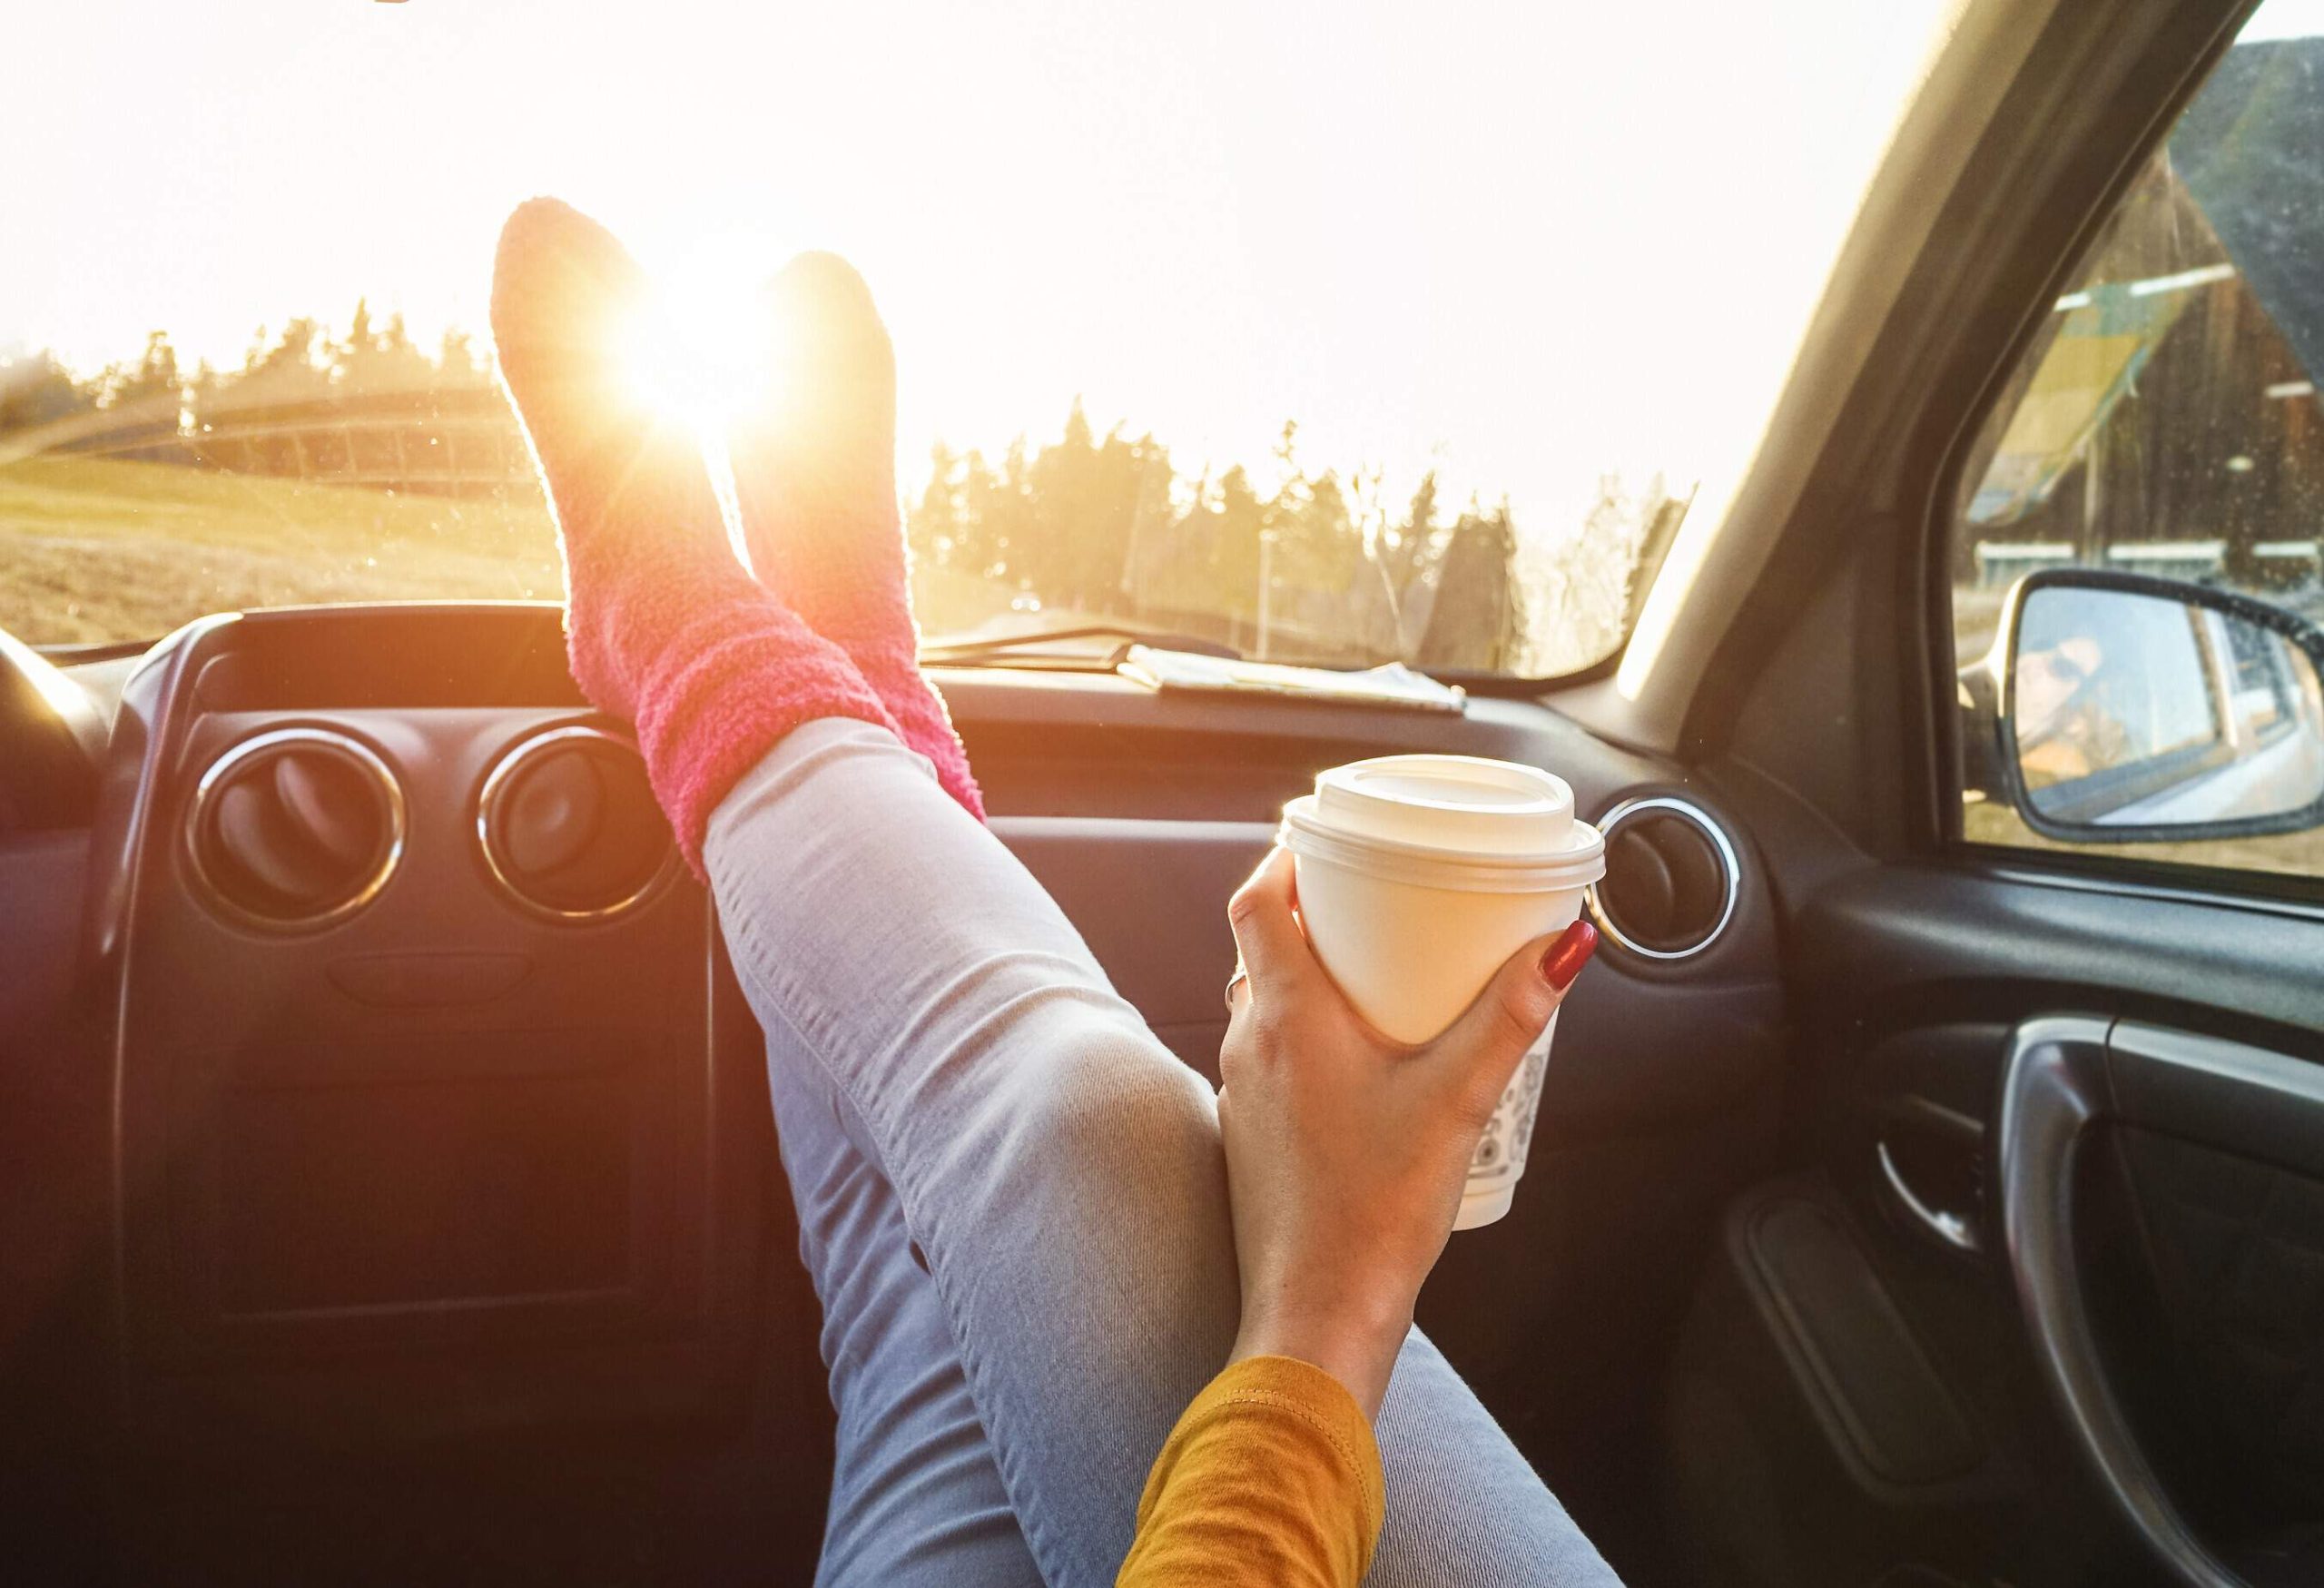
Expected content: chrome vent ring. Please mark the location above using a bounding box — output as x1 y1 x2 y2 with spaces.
1584 794 1739 961
182 727 406 932
477 725 677 923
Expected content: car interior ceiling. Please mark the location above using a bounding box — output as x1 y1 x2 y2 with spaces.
7 3 2324 1587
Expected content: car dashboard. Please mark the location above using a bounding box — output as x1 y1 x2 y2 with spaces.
84 606 760 1450
36 599 1787 1573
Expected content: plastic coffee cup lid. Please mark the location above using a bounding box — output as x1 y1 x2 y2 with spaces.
1278 755 1605 893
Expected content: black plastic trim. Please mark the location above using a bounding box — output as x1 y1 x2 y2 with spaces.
1991 1014 2324 1588
1742 1187 1987 1491
1963 852 2324 924
2109 1020 2324 1182
0 624 105 827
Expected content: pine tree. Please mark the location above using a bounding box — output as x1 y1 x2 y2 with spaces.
908 440 963 569
336 298 377 382
437 329 484 386
101 330 182 411
233 318 330 399
0 350 96 435
368 312 433 389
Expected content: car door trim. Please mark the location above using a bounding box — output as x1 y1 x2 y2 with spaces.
2109 1020 2324 1184
1969 855 2324 927
1992 1015 2324 1588
1876 1138 1982 1255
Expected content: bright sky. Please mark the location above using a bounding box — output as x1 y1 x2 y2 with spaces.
7 0 1958 533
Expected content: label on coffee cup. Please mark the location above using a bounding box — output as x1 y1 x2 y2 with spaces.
1465 1013 1554 1211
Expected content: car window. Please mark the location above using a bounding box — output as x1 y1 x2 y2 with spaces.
1950 0 2324 883
1 2 1946 676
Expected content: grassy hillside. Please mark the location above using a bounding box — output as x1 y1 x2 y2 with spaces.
0 455 1026 648
0 456 561 645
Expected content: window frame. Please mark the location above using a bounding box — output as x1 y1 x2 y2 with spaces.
1921 0 2324 906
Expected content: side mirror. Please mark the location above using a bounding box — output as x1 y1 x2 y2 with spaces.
1999 568 2324 844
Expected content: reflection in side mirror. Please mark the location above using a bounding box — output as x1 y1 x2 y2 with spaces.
2004 570 2324 843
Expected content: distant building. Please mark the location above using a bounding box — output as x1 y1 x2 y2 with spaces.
1960 40 2324 604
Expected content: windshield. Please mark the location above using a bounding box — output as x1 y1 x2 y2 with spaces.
1 2 1947 672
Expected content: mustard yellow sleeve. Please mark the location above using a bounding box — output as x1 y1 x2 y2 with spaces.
1115 1355 1387 1588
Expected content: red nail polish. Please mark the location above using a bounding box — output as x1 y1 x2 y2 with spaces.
1540 921 1598 991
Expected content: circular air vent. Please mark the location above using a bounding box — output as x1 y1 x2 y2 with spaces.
183 727 405 931
477 725 675 922
1585 795 1738 961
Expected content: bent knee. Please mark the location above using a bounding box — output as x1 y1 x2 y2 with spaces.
1024 1032 1220 1166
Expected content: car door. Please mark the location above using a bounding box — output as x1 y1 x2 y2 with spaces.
1630 2 2324 1584
0 629 111 1568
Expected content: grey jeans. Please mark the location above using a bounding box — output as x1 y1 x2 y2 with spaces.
704 718 1620 1587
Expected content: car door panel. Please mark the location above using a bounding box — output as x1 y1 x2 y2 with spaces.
1667 673 2324 1588
1797 864 2324 1039
1995 1019 2324 1588
0 647 111 1575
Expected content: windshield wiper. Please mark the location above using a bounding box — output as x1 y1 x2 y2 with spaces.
920 625 1242 669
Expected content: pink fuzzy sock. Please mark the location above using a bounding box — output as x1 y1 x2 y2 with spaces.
490 199 899 873
729 252 985 822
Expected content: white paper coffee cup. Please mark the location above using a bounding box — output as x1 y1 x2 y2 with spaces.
1277 755 1603 1230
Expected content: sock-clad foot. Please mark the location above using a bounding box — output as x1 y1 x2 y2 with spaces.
729 252 986 822
490 199 899 873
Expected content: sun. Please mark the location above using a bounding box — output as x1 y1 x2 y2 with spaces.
607 256 786 561
613 261 785 448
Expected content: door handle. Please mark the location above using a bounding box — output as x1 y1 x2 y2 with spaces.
1876 1138 1982 1254
1995 1016 2259 1588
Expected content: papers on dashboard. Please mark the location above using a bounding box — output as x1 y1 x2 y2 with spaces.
1117 645 1468 715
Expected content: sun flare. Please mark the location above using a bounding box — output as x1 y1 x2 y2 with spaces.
606 257 785 561
613 264 785 446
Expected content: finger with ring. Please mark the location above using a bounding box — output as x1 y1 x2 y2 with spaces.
1224 965 1250 1011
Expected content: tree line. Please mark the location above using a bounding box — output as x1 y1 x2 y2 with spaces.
3 308 1685 674
0 303 491 435
908 405 1536 668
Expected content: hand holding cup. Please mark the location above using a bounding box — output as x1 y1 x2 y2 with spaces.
1218 841 1597 1419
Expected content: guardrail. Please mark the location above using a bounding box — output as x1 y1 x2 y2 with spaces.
5 387 537 499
